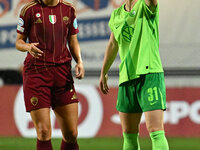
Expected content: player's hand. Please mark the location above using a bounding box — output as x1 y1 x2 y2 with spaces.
75 62 85 79
27 43 43 59
99 74 109 94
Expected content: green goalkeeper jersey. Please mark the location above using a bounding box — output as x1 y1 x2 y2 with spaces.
109 0 163 85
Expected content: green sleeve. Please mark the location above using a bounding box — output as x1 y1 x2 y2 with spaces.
108 11 115 32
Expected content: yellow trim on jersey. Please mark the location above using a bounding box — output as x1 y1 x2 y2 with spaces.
21 1 38 17
62 0 76 12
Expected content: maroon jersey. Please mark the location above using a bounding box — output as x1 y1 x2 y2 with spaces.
17 0 79 68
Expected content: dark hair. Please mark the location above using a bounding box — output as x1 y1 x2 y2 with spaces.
34 0 42 3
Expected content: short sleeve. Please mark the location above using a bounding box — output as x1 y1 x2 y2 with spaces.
69 7 79 35
16 8 31 36
108 11 115 32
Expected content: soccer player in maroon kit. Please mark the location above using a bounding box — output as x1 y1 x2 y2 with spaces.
15 0 84 150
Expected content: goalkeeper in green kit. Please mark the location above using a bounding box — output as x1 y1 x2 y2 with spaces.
99 0 169 150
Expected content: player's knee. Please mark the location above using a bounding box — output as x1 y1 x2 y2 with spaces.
37 125 51 141
123 129 139 134
122 125 140 133
63 129 78 143
146 125 164 133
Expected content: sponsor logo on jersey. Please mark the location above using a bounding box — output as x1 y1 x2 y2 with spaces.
35 18 42 24
73 18 78 29
18 18 24 26
17 25 24 32
49 15 56 24
150 101 158 105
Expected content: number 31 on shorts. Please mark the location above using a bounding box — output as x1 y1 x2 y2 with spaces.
147 87 159 102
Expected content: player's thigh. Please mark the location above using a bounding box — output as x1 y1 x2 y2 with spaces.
117 80 142 113
144 109 164 132
119 112 142 133
53 103 78 133
30 108 51 132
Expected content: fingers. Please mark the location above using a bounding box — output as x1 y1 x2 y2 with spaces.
29 43 43 59
32 46 43 55
100 81 109 94
100 81 104 92
99 75 109 94
103 82 109 94
75 65 85 79
32 42 39 46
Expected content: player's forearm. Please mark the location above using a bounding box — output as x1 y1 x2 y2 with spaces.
68 35 83 64
101 33 118 76
72 48 83 64
16 33 30 52
69 43 83 64
101 41 118 76
16 39 30 52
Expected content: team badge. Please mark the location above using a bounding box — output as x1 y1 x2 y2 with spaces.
49 15 57 24
18 18 24 27
73 18 78 29
30 97 38 106
63 16 69 24
36 13 41 18
122 23 134 42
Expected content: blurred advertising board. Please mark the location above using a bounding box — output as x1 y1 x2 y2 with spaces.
0 0 123 69
1 0 200 69
0 85 200 137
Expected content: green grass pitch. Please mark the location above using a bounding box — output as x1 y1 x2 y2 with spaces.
0 137 200 150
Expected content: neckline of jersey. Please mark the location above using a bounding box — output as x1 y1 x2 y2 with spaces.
122 0 140 13
41 1 60 8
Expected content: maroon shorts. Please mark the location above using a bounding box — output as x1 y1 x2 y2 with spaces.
23 63 79 112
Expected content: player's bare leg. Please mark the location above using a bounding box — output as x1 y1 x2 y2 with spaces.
30 108 52 150
54 103 79 150
145 110 164 132
145 110 169 150
119 112 142 133
119 112 142 150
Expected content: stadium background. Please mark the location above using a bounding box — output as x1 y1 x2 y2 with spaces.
0 0 200 149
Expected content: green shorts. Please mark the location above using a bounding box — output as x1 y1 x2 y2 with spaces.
116 73 166 113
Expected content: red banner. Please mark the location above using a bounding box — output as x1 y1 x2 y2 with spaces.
0 85 200 137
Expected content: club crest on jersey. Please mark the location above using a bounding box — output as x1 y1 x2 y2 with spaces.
30 97 38 106
49 15 57 24
63 16 69 24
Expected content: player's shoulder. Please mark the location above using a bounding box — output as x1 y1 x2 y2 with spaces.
112 4 125 16
61 0 76 10
20 0 38 17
